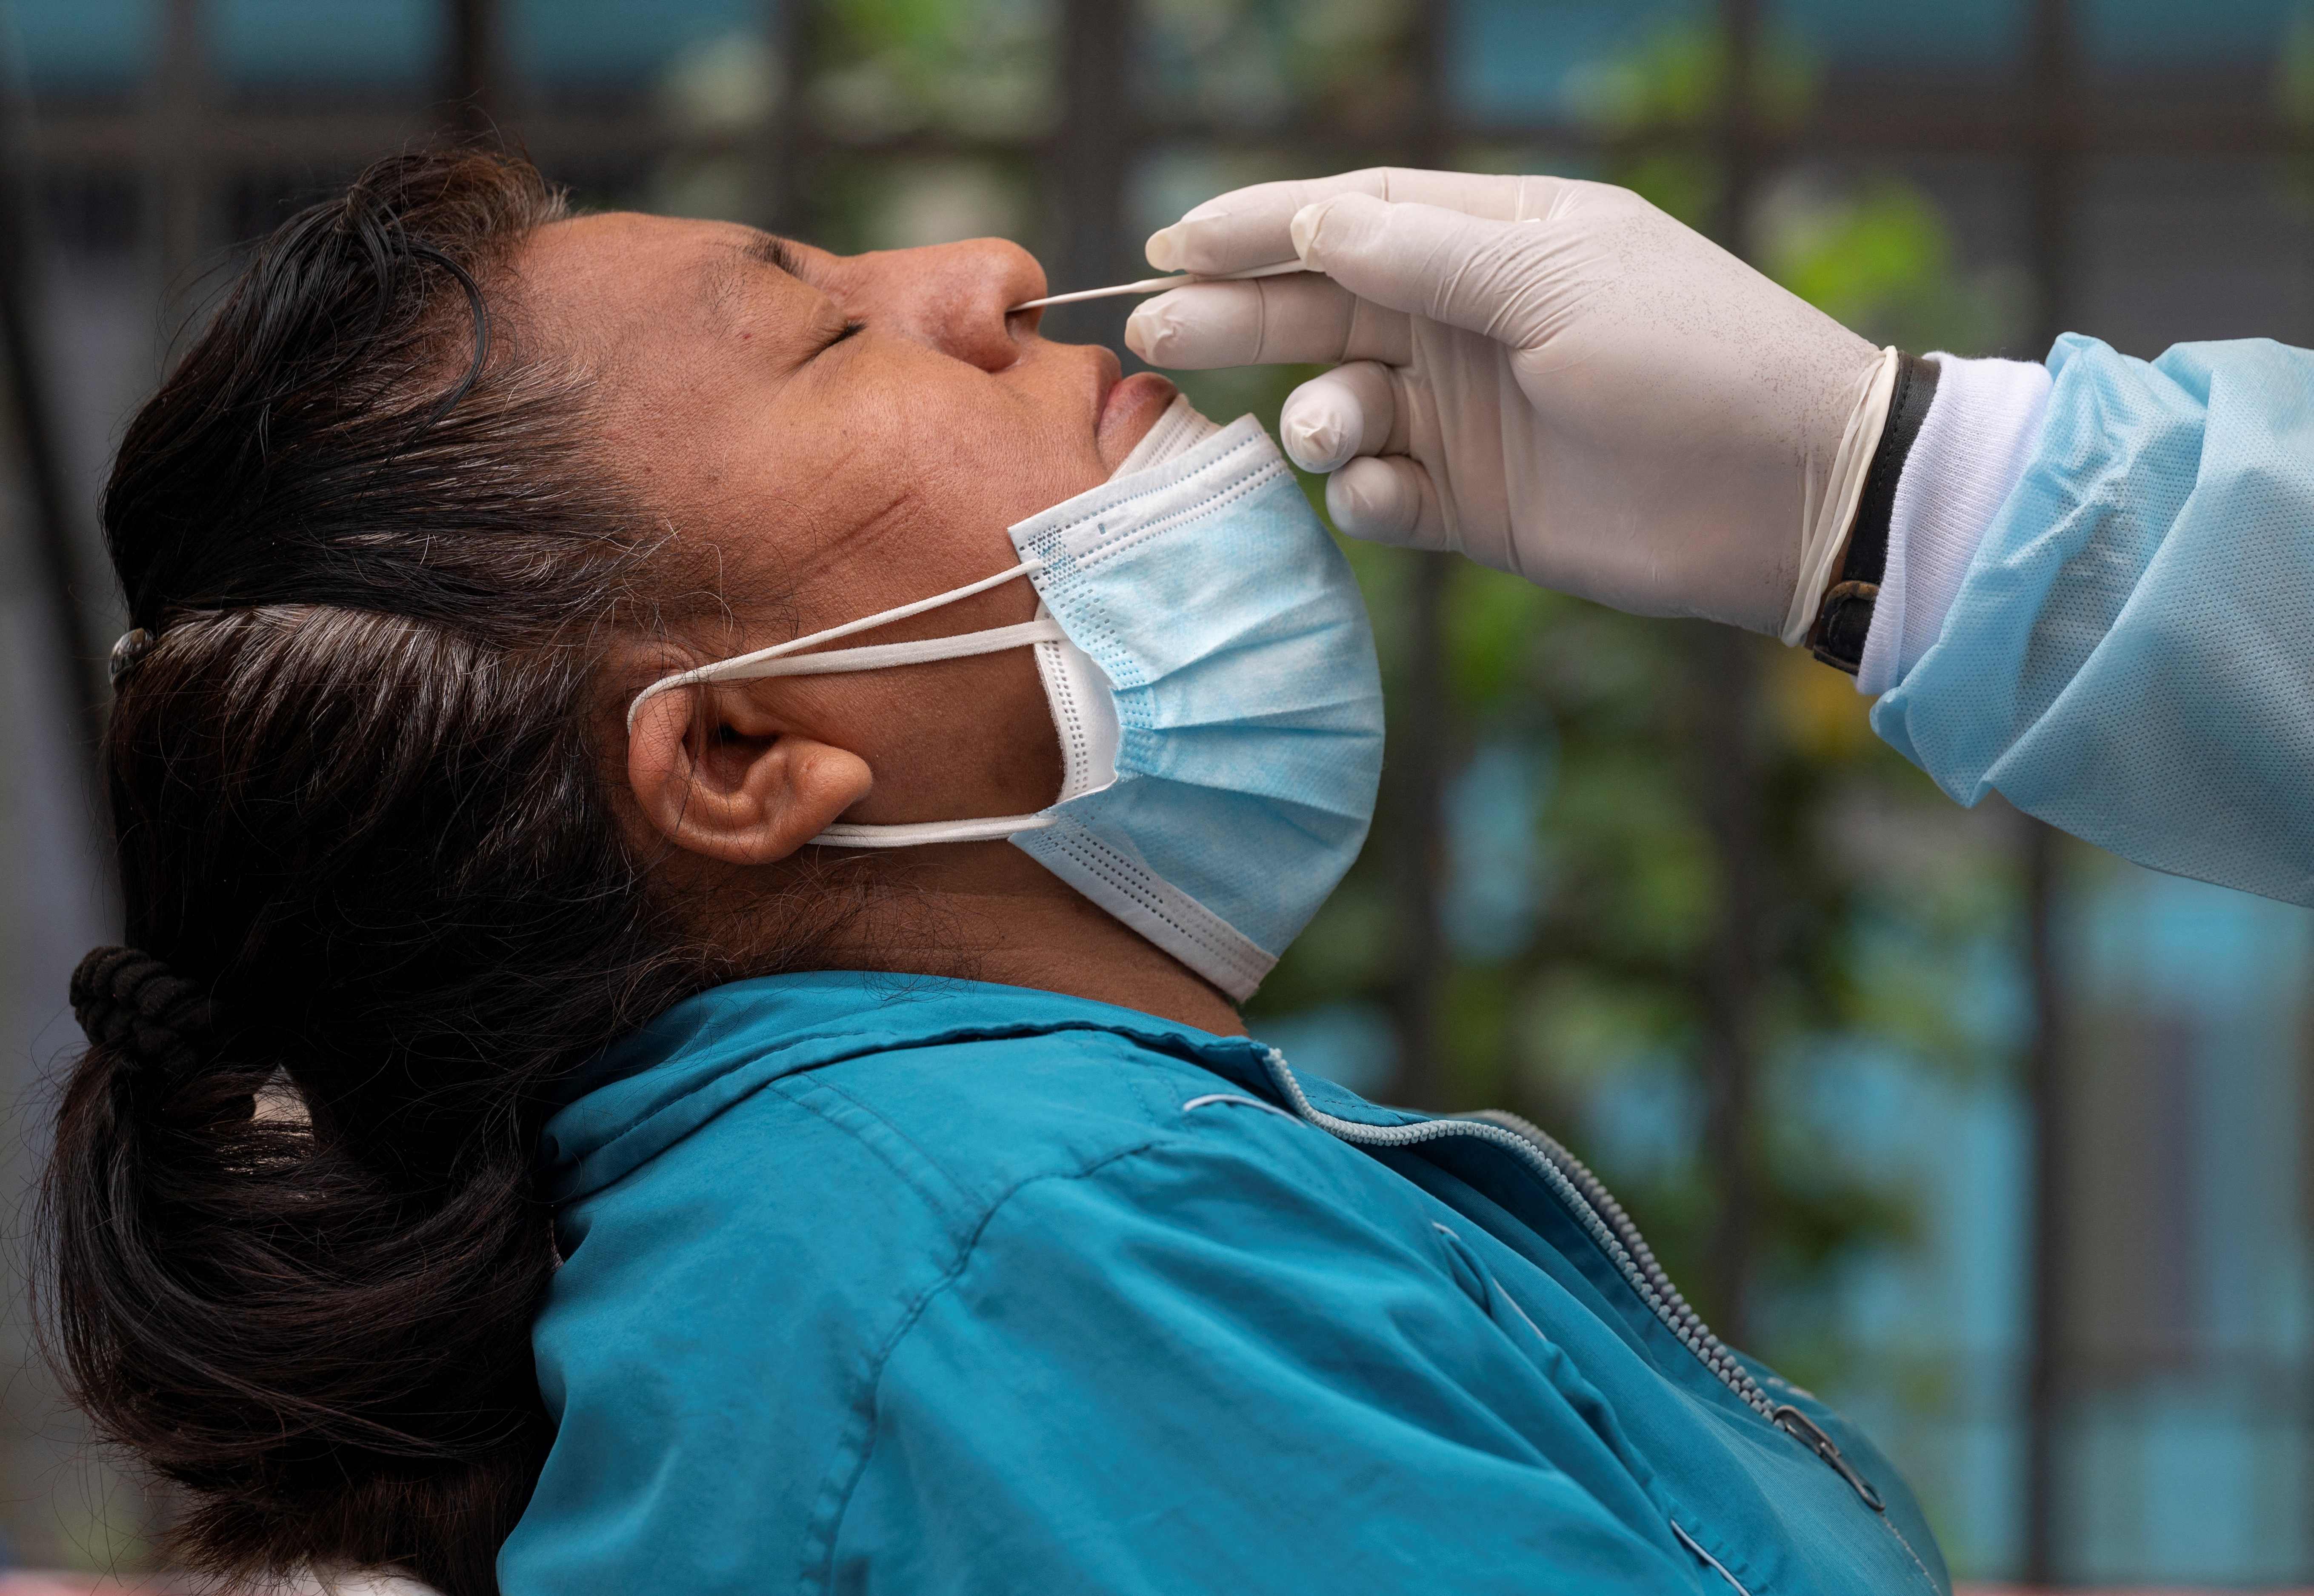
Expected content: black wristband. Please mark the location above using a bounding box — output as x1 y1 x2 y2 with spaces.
1808 353 1942 674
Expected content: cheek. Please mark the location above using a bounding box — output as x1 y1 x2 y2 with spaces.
961 653 1066 811
788 648 1064 822
878 362 1108 536
914 647 1064 810
606 368 805 560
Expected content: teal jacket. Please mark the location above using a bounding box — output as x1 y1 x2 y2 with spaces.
500 973 1945 1595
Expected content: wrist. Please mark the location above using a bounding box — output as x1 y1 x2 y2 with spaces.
1806 354 1943 672
1782 348 1902 645
1852 354 2056 693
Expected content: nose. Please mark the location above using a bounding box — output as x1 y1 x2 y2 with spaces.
845 238 1046 373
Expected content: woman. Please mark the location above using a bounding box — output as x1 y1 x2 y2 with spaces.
46 149 1943 1596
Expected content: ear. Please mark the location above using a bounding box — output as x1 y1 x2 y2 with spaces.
626 681 874 865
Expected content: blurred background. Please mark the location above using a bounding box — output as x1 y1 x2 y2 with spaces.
0 0 2309 1587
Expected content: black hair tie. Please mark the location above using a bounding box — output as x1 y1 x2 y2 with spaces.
70 946 213 1079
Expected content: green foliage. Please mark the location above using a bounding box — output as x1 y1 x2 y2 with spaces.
2272 6 2314 213
1564 20 1817 231
2279 3 2314 129
811 0 1055 140
1139 0 1417 133
1764 180 2011 354
1568 22 1818 134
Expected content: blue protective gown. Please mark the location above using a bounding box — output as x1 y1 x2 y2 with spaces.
1876 335 2314 902
502 972 1945 1596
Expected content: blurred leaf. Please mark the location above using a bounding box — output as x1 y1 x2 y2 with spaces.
1568 22 1817 137
812 0 1056 140
1449 565 1552 711
2280 3 2314 129
1768 642 1876 764
1138 0 1417 133
1761 177 2015 353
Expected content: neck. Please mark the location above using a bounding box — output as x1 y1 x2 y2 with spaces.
790 845 1246 1036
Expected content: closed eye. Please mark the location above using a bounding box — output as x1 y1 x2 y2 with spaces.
822 319 864 352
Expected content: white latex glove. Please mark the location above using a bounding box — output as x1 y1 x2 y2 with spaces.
1125 168 1896 639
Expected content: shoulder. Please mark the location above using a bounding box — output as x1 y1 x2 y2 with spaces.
530 1016 1426 1395
533 1019 1432 1420
511 1024 1428 1595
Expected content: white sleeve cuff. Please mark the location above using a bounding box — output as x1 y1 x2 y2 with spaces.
1856 353 2054 696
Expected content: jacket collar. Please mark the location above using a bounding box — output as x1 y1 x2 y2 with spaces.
543 972 1296 1204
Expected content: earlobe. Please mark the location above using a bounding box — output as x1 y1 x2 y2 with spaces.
626 685 874 865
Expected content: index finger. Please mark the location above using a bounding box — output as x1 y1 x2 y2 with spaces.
1123 274 1413 369
1145 168 1565 276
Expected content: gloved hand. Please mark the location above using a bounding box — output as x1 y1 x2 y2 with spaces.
1125 168 1894 639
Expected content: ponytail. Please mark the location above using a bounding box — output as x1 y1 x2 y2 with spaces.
51 941 553 1590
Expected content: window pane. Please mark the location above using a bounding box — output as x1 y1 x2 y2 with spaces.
1773 0 2023 68
212 0 436 89
1453 0 1705 124
13 0 153 94
513 0 765 92
2083 0 2298 66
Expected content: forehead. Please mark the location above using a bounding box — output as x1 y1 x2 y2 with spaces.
522 211 740 288
515 212 794 349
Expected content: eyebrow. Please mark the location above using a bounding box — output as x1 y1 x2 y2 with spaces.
740 231 804 277
701 231 807 328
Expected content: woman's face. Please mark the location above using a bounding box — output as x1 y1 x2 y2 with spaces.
523 212 1178 828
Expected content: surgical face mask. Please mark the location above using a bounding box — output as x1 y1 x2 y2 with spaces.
628 399 1385 1000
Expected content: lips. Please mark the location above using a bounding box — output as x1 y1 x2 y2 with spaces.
1096 370 1181 468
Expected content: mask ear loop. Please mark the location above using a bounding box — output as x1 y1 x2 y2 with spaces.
626 558 1046 734
625 557 1071 849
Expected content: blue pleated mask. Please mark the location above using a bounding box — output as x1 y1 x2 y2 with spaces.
629 405 1385 999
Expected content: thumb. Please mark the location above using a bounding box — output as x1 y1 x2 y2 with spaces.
1291 193 1551 346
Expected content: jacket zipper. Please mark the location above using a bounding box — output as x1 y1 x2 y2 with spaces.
1254 1048 1889 1515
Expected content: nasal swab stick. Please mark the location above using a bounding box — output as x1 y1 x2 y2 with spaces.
1009 259 1307 313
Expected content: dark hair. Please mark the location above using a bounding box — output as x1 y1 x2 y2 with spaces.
39 149 746 1593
